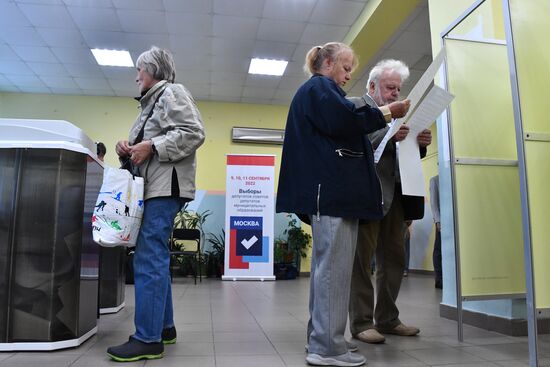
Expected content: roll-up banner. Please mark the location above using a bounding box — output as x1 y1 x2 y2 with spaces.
222 154 275 281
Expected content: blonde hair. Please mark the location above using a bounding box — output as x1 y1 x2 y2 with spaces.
303 42 357 76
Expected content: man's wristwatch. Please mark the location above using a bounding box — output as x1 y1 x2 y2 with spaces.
151 141 157 154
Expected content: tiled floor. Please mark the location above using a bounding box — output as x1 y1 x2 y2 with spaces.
1 274 547 366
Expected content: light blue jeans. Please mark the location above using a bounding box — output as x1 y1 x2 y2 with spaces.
133 197 182 343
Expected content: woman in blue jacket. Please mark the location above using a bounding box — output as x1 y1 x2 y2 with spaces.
276 42 409 366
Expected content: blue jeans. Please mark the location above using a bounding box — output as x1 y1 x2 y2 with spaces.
133 197 182 343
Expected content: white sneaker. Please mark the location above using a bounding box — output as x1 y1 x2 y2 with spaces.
305 341 358 353
306 351 366 366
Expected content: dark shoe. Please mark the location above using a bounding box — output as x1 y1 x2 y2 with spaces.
435 280 443 289
107 336 164 362
161 326 177 344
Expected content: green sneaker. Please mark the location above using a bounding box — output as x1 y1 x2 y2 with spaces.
161 326 177 345
107 337 164 362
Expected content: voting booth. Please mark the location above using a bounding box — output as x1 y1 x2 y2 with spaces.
0 119 101 351
99 246 126 314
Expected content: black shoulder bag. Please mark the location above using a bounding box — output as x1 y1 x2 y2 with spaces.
121 88 166 175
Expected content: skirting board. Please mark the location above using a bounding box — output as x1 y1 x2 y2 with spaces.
440 304 550 336
100 301 125 315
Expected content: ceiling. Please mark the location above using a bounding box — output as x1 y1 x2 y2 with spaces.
0 0 431 105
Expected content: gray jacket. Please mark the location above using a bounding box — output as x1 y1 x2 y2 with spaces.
129 80 205 201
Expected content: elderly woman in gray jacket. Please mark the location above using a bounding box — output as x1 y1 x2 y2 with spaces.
108 46 205 362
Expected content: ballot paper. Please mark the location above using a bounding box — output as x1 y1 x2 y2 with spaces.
398 85 455 197
373 48 447 163
374 119 402 163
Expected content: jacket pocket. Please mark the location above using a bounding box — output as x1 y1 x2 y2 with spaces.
335 148 364 158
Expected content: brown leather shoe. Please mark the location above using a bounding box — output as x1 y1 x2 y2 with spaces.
378 323 420 336
354 329 385 344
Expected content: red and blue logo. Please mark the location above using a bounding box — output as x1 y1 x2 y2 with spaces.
229 216 269 269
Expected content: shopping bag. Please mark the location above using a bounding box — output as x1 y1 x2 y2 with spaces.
92 166 144 247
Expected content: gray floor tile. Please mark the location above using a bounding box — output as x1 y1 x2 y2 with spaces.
176 331 213 343
272 341 307 354
214 341 277 355
0 354 14 363
173 322 213 332
215 355 286 367
461 343 530 361
164 342 214 356
279 353 311 367
213 331 268 343
143 355 215 367
360 349 427 367
2 276 549 367
494 360 529 367
404 346 486 365
381 334 450 350
431 363 500 367
264 330 307 343
71 355 146 367
0 353 80 367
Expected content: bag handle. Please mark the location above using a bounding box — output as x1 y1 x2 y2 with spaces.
121 87 166 174
133 87 166 145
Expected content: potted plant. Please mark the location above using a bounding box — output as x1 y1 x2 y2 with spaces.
172 204 212 277
284 215 312 274
273 216 312 279
273 237 296 280
205 229 225 277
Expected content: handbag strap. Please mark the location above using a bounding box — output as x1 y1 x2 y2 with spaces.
133 87 166 145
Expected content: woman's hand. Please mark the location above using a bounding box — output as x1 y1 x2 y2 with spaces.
388 99 410 119
129 140 154 166
115 140 131 158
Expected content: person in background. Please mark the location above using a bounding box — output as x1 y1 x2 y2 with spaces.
107 46 205 362
348 59 432 345
276 42 409 367
96 141 106 162
430 174 442 289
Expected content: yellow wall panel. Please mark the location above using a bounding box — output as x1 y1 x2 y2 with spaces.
446 39 517 160
510 0 550 134
455 165 525 297
509 0 550 309
0 92 289 191
524 141 550 308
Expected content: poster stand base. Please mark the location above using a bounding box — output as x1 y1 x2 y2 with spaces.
222 275 276 281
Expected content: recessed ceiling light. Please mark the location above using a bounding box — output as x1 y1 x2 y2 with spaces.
91 49 134 67
248 58 288 76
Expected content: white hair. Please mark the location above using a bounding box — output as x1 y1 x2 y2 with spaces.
136 46 176 83
367 59 409 89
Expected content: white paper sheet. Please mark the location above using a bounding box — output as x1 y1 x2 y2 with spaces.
374 119 402 163
405 48 447 113
398 85 455 196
